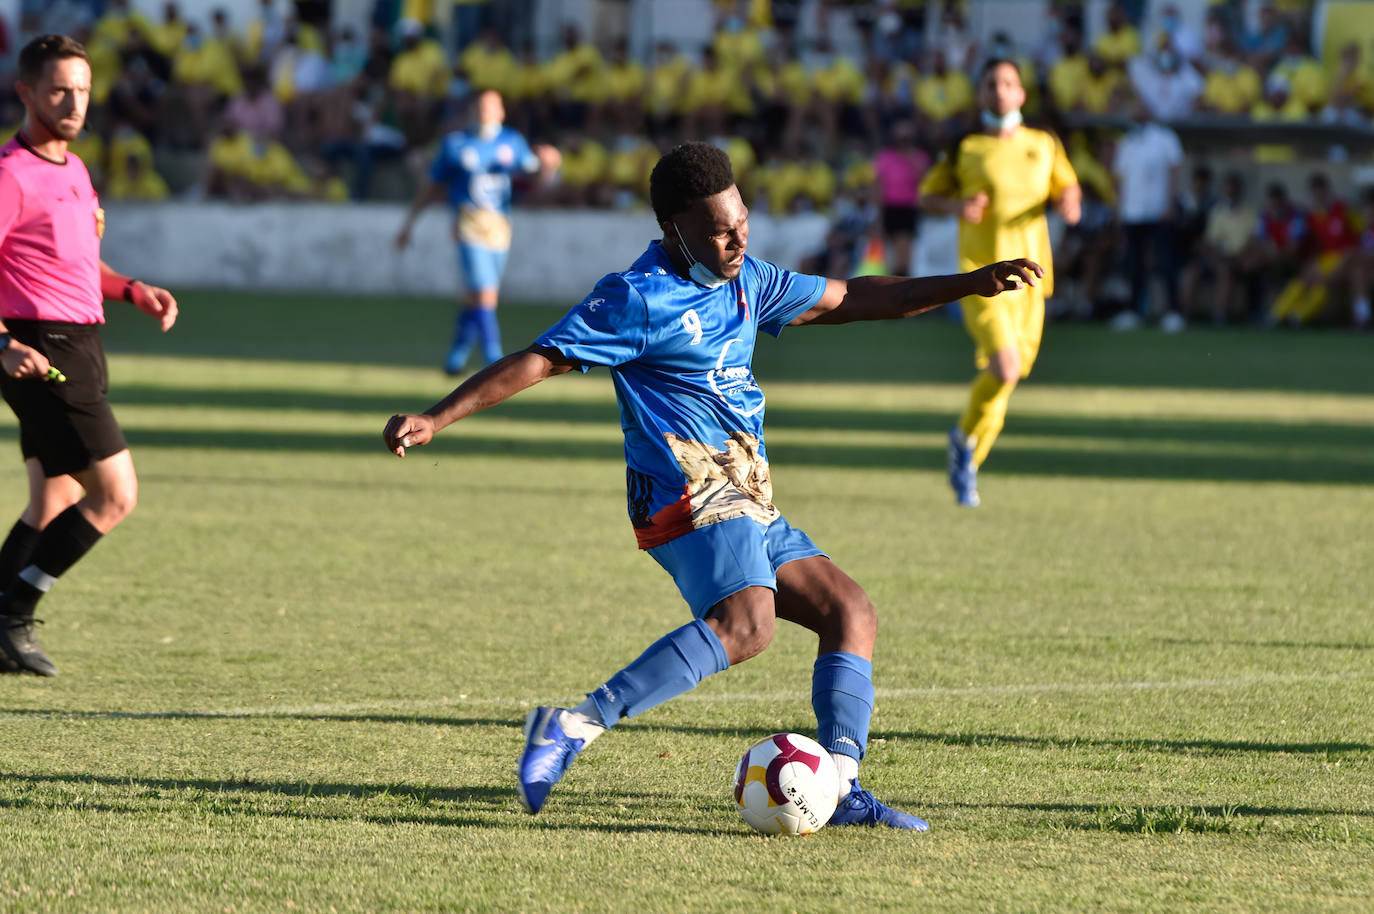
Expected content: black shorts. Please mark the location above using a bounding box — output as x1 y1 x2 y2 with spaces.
0 319 127 478
881 205 919 237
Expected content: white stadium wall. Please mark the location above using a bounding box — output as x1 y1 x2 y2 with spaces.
101 204 836 303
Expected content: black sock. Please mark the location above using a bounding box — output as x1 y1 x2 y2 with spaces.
0 519 41 592
0 506 103 620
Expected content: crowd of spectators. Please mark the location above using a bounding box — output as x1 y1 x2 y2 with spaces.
0 0 1370 327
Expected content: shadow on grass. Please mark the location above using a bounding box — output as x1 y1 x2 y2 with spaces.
885 730 1372 756
102 295 1374 396
4 407 1368 484
0 769 738 835
938 800 1367 822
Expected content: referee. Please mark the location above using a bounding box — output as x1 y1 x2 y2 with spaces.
0 35 178 676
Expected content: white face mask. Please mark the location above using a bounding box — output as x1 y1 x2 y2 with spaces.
981 108 1023 131
672 221 729 288
477 122 500 140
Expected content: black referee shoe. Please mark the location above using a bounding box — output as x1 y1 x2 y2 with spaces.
0 615 58 676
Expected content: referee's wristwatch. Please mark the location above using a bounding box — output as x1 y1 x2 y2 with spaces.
0 332 12 353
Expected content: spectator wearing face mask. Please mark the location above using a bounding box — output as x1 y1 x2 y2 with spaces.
1094 2 1142 68
1127 39 1203 121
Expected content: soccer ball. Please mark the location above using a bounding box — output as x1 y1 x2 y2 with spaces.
733 732 840 836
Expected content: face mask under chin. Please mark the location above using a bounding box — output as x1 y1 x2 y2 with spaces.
673 221 730 288
980 108 1023 131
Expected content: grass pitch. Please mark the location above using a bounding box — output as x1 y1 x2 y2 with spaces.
1 292 1371 912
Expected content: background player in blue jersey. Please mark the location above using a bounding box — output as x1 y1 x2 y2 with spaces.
395 90 560 375
382 143 1039 829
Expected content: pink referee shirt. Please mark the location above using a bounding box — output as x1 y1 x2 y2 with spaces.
0 134 104 324
873 147 931 208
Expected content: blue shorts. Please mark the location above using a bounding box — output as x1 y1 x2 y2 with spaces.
457 243 509 294
648 515 826 618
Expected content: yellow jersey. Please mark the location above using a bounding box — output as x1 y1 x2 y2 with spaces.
920 127 1077 296
107 166 170 201
1202 65 1262 113
914 70 974 121
1047 54 1089 111
1094 26 1141 66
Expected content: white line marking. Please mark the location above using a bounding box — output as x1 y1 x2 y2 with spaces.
1 671 1368 721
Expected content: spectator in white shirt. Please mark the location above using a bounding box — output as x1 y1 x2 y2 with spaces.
1111 96 1185 330
1128 44 1204 121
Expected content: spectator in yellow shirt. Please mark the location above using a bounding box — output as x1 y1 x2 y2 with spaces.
459 27 517 97
750 32 814 153
1047 22 1089 113
1326 41 1374 124
143 2 189 60
106 152 170 201
171 17 243 147
554 132 611 207
92 0 149 50
810 37 868 158
645 41 691 138
600 39 646 135
507 42 549 135
1179 171 1258 324
206 118 259 200
1094 2 1141 67
712 11 766 77
914 49 974 129
606 133 654 207
68 130 107 189
682 47 733 140
77 28 122 107
755 151 809 214
1270 35 1329 113
1250 73 1308 161
543 23 603 129
1078 55 1124 113
389 19 449 145
1200 41 1262 113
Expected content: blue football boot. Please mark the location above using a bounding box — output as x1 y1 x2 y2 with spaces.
517 706 586 814
946 427 980 507
443 344 472 377
829 779 930 831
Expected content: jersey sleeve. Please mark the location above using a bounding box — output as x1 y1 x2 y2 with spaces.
751 258 827 338
919 152 957 198
1047 132 1078 199
428 139 457 184
511 132 539 174
534 273 648 371
0 168 21 243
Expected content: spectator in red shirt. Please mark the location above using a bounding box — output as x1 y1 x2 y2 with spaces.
1270 173 1360 325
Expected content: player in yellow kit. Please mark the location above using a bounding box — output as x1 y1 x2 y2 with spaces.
919 59 1080 506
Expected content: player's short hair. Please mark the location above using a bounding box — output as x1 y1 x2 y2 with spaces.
650 142 735 223
979 57 1021 81
18 34 89 85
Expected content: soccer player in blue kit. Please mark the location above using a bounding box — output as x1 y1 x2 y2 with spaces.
395 89 560 375
382 143 1040 829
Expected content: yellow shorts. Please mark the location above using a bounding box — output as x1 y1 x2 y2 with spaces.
960 283 1044 378
1314 251 1344 277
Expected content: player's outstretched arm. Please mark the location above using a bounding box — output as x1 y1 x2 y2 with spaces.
395 180 447 249
382 345 577 457
790 260 1043 327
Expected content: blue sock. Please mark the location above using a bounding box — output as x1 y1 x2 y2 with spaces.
812 651 873 762
449 309 481 362
590 619 730 725
475 308 502 364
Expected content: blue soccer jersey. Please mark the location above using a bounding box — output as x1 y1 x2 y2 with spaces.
536 241 826 548
430 126 539 251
